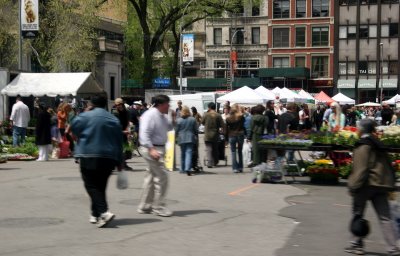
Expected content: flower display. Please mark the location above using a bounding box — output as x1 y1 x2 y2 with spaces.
381 126 400 147
307 159 339 184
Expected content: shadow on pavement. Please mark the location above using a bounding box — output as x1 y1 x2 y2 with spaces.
173 210 217 217
108 218 162 227
0 168 21 171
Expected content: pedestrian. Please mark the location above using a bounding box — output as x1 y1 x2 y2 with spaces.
345 119 399 256
191 106 202 127
70 96 123 228
226 104 246 173
221 105 230 123
202 102 224 168
10 96 30 147
312 105 324 131
265 100 277 135
35 104 52 161
299 104 311 130
176 100 183 118
175 106 198 176
113 98 133 171
57 103 69 136
328 102 346 132
249 104 268 166
137 95 174 217
381 103 394 126
277 103 299 134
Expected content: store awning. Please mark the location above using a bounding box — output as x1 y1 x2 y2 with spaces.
1 72 104 97
358 79 376 89
259 68 310 78
380 79 398 89
337 79 355 89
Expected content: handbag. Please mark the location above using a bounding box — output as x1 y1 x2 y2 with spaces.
116 171 129 190
58 135 70 158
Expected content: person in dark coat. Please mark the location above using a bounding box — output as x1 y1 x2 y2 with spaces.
381 103 394 126
35 104 52 161
312 105 324 131
264 100 277 135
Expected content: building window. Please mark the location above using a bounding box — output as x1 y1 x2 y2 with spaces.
368 62 377 74
381 24 399 37
389 61 398 75
339 62 347 75
296 0 306 18
214 28 222 45
273 28 290 48
273 57 290 68
312 0 329 17
296 27 306 47
311 56 329 78
359 25 369 38
348 62 356 74
231 28 245 45
252 0 260 16
295 56 306 67
237 60 260 68
339 0 359 4
369 25 377 38
382 0 399 3
273 0 290 18
214 60 228 78
358 61 377 75
252 27 260 44
339 26 347 39
312 27 329 46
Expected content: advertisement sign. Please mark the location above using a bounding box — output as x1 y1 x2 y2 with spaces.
182 34 194 63
164 131 175 171
21 0 39 38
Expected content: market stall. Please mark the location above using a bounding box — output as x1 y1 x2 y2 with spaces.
216 86 266 105
254 86 276 101
383 94 400 105
314 91 335 105
332 93 355 105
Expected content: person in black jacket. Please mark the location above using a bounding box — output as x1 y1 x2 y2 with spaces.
264 100 277 135
381 103 394 126
312 105 324 131
35 104 52 161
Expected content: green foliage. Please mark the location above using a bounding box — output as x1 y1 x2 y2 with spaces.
0 0 18 68
7 143 39 157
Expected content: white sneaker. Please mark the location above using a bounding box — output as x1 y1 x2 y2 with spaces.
97 211 115 228
89 216 97 224
152 207 173 217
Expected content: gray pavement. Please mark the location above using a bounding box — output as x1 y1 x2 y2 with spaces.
0 139 304 256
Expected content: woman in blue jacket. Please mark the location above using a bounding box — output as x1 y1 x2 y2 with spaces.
176 106 198 176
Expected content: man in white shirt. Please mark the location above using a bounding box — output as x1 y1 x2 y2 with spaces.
10 96 30 147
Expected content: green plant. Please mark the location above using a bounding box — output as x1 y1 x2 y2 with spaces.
7 143 39 157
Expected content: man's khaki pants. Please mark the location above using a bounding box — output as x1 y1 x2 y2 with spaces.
138 146 168 210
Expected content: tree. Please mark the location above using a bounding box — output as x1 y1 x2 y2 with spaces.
127 0 242 89
0 0 18 68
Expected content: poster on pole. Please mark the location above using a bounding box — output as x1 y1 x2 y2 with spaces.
21 0 39 38
182 34 194 63
164 130 175 171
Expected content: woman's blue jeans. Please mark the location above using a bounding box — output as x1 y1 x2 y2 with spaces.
180 143 194 172
229 135 244 171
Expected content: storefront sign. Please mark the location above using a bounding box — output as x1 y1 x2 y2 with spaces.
153 78 171 88
21 0 39 38
182 34 194 63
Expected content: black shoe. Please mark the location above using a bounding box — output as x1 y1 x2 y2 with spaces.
344 244 365 255
207 166 213 168
187 171 192 176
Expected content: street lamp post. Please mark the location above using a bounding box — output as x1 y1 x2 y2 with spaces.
229 29 245 92
179 0 197 95
380 43 384 103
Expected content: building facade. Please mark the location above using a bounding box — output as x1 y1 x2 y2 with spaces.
335 0 399 103
263 0 335 92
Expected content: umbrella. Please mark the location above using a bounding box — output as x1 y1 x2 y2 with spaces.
355 102 381 107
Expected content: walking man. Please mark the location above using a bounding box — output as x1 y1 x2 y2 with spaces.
202 102 224 168
137 95 173 217
10 96 30 147
71 96 123 228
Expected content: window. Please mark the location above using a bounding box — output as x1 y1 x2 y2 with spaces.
296 0 306 18
273 28 290 47
273 57 290 68
389 61 398 75
359 25 369 38
273 0 290 18
296 27 306 47
339 0 359 4
381 24 398 37
339 62 347 75
312 27 329 46
382 0 399 3
348 62 356 74
359 61 368 74
295 56 306 67
348 26 356 39
252 0 260 16
368 62 377 74
237 60 260 68
214 28 222 45
312 0 329 17
231 28 244 44
339 26 347 39
369 25 377 38
252 27 260 44
214 60 228 78
311 56 329 78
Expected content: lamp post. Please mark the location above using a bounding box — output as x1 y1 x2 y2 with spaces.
229 29 245 92
380 43 384 103
179 0 197 95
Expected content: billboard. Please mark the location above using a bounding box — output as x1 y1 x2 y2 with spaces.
21 0 39 38
182 34 194 63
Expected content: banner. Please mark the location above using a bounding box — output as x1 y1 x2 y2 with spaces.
182 34 194 63
164 130 175 171
21 0 39 38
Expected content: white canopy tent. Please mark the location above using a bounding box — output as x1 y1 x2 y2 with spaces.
356 102 381 107
383 94 400 105
298 89 315 103
254 86 276 101
332 93 355 105
216 86 266 105
271 87 281 94
1 72 104 97
278 87 305 102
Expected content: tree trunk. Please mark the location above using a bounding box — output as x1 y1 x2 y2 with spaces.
142 31 154 90
170 27 180 90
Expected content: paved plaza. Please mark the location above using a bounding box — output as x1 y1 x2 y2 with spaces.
0 139 395 256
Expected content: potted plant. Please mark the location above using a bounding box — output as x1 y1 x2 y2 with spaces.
307 159 339 185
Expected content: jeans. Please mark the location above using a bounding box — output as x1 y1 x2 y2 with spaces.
180 143 194 172
351 187 398 252
229 135 244 171
13 126 26 147
80 166 113 217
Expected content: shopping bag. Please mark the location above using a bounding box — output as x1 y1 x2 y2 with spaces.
242 141 252 167
117 171 129 190
58 136 70 158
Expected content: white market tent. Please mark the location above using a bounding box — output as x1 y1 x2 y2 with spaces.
298 89 315 103
356 102 381 107
279 87 305 102
1 72 104 97
383 94 400 105
254 86 276 101
271 87 281 94
332 93 355 105
216 86 266 105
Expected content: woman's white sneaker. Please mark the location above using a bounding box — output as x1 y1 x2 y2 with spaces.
96 211 115 228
